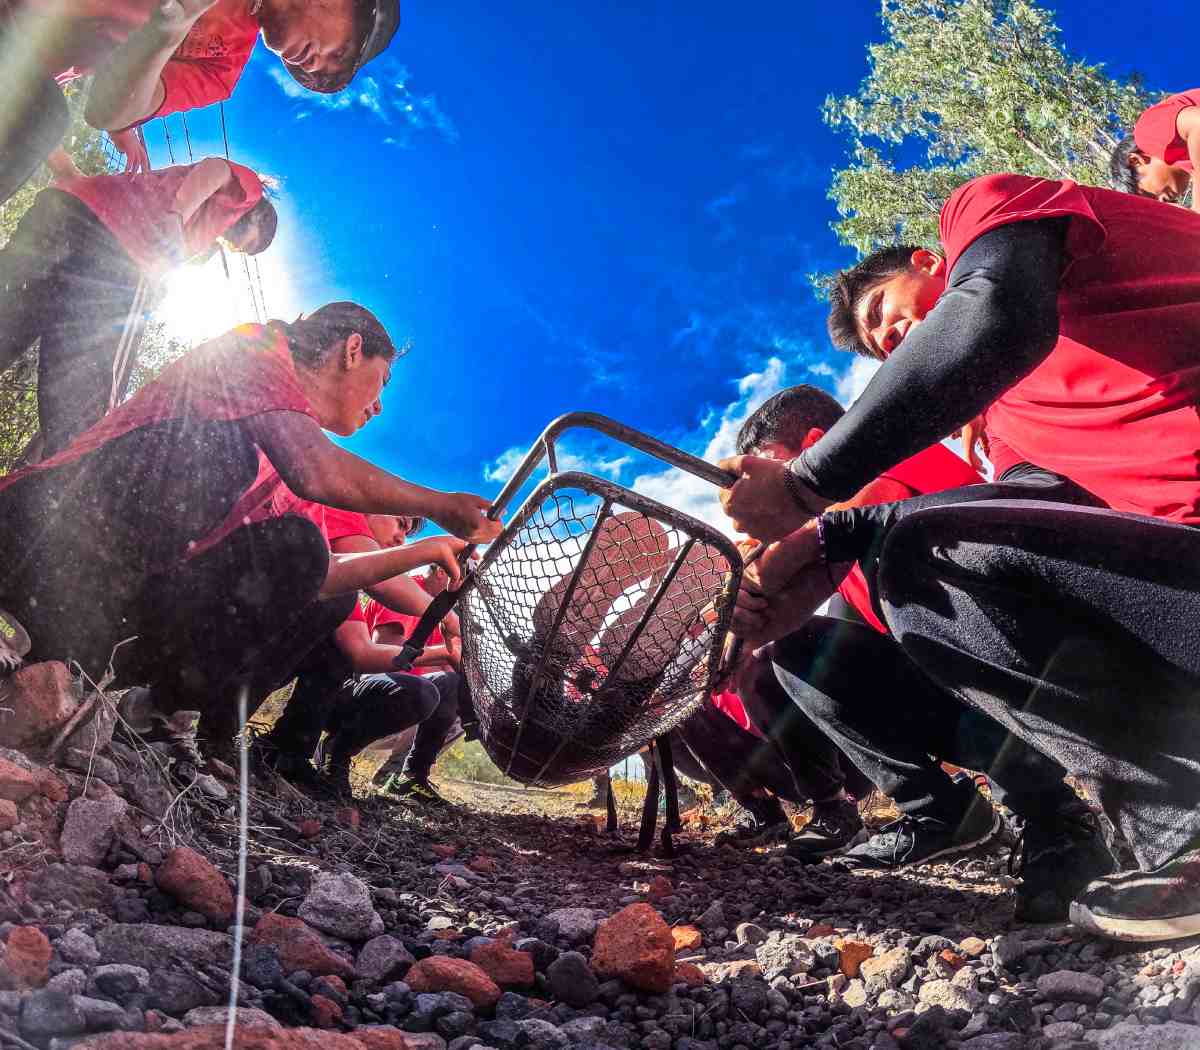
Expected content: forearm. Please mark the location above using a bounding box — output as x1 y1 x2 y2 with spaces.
85 23 184 129
293 444 448 520
321 544 440 599
172 159 231 223
792 220 1066 501
365 573 432 616
1189 133 1200 212
414 646 452 667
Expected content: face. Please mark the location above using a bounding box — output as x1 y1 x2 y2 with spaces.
326 333 390 436
367 514 412 548
425 565 449 596
855 250 947 359
258 0 359 91
225 211 265 255
1132 155 1192 204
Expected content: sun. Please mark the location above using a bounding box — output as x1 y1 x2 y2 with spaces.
153 248 296 347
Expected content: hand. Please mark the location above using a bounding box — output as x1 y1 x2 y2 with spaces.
46 148 82 180
109 129 150 174
432 492 503 544
718 454 824 542
446 635 462 669
744 523 822 597
414 537 470 589
441 611 462 640
153 0 218 35
952 415 990 473
731 563 837 648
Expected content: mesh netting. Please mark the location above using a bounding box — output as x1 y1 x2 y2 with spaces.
461 472 739 786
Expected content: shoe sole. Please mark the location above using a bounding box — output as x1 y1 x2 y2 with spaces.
786 827 870 862
1069 900 1200 943
843 810 1002 870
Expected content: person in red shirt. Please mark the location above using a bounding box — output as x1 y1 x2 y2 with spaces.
721 172 1200 941
0 0 401 200
0 156 275 456
1111 90 1200 208
705 385 1093 891
0 302 500 771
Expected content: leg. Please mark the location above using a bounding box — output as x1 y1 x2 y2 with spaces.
0 69 67 204
879 499 1200 938
397 671 460 783
264 637 355 763
326 672 442 779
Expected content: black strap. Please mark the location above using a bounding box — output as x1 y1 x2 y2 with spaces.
605 778 618 834
637 745 660 851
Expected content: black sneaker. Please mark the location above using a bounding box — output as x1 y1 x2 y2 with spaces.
839 794 1001 870
786 798 866 862
1011 804 1117 924
716 795 790 846
1069 849 1200 943
380 776 455 808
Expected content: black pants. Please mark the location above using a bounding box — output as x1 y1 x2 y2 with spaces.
870 498 1200 871
773 615 1078 826
0 60 68 205
0 419 352 746
0 190 145 456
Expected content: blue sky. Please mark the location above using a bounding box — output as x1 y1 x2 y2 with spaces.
143 1 1189 533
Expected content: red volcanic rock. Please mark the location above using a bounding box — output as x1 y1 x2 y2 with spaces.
405 956 501 1008
309 994 343 1029
0 757 38 802
156 847 234 923
249 913 355 980
0 799 18 832
647 875 673 902
76 1027 375 1049
0 661 79 748
673 962 706 988
0 926 52 990
591 903 675 994
469 933 534 989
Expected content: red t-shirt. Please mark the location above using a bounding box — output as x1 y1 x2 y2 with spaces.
281 498 374 547
710 689 763 740
1133 90 1200 170
941 173 1200 523
835 444 983 632
53 161 263 276
20 0 259 115
0 323 314 559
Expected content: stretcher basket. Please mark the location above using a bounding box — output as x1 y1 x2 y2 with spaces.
402 413 744 815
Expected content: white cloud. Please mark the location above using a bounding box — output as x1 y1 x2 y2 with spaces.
265 62 458 145
630 357 788 537
482 444 631 486
834 355 881 407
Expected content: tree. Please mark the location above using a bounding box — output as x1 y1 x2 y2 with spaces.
822 0 1154 256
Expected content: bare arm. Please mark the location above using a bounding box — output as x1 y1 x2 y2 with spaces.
85 0 218 130
334 536 463 638
244 411 499 542
321 537 466 600
1179 107 1200 213
172 158 232 223
333 621 411 674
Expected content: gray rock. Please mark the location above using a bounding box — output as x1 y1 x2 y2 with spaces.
560 1016 607 1041
734 922 768 946
122 766 175 819
1090 1022 1200 1048
19 990 87 1040
60 796 127 867
147 970 221 1014
90 964 150 997
298 871 385 942
62 748 121 786
755 931 815 981
696 901 725 931
516 1018 569 1047
917 978 982 1012
46 970 88 996
877 988 916 1012
842 978 869 1008
74 995 128 1032
1043 1020 1085 1041
1037 969 1106 1005
958 1035 1027 1050
25 864 118 916
357 934 416 983
0 990 20 1014
96 923 232 970
544 908 601 945
547 951 600 1007
861 946 912 990
182 1006 281 1028
57 928 100 966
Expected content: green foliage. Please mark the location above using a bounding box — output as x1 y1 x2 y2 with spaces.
822 0 1154 256
435 739 521 786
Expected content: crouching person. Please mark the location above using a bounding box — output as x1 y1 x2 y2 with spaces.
0 302 500 770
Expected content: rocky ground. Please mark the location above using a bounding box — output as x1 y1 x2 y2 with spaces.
3 662 1200 1050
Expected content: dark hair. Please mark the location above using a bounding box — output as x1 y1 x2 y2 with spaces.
278 301 399 368
735 385 845 456
828 245 923 359
1109 135 1143 194
284 0 379 93
225 197 278 255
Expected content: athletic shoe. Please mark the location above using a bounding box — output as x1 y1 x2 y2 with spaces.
716 794 791 846
0 608 31 673
1011 804 1117 924
838 794 1001 870
1069 849 1200 943
380 776 455 808
786 797 866 862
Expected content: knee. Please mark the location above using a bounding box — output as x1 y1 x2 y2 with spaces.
409 676 443 722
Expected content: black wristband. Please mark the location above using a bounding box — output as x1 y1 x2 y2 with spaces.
784 456 830 515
